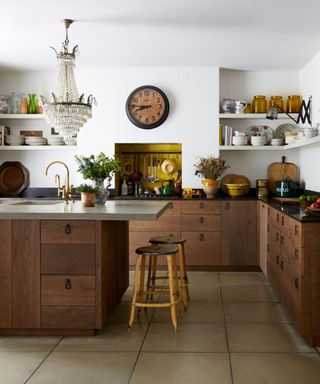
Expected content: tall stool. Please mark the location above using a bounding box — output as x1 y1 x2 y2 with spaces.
128 245 180 332
149 235 190 309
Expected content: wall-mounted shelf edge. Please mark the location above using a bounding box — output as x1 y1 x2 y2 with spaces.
0 146 77 151
0 114 44 120
219 113 298 120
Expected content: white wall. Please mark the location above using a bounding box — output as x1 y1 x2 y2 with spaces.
0 68 219 189
299 52 320 192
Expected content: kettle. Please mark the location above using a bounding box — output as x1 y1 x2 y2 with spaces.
275 177 299 197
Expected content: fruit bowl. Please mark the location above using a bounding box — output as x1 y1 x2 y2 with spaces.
224 183 250 198
307 207 320 217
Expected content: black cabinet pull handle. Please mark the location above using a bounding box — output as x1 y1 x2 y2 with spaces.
280 235 284 245
294 249 299 259
200 202 204 209
294 277 299 289
199 233 205 241
65 279 72 289
280 260 284 270
294 225 298 236
281 216 284 226
267 244 270 252
276 255 279 264
276 232 279 241
277 213 279 222
200 216 204 224
65 224 71 235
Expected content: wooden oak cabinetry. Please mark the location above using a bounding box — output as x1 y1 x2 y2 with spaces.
258 201 268 275
221 200 257 266
180 200 221 266
267 205 320 345
0 219 128 335
129 199 258 269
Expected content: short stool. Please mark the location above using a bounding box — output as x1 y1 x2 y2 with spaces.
128 245 180 331
149 235 190 309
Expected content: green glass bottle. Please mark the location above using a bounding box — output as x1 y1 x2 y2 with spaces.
28 94 38 114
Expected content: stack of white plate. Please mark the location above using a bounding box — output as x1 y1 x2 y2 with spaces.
271 138 283 146
232 135 248 146
25 137 47 146
6 135 25 146
251 136 267 146
46 136 65 146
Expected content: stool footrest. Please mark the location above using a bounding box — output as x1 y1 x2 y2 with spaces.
134 300 180 308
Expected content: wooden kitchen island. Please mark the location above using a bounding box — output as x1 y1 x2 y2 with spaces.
0 200 169 335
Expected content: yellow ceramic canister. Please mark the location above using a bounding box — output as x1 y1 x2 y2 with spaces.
252 95 267 113
286 95 302 113
269 96 284 112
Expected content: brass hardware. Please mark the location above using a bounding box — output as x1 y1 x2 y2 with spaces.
267 244 270 252
294 249 299 259
65 278 72 289
276 232 279 241
294 277 299 289
65 224 72 235
281 216 284 226
200 202 204 209
277 213 279 222
200 216 204 224
280 235 284 245
294 225 298 236
199 233 205 241
45 161 74 203
276 255 279 264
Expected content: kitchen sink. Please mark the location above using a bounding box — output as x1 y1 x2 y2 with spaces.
11 200 64 206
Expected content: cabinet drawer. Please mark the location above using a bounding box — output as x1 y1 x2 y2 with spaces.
129 214 180 232
41 221 96 244
41 244 96 275
180 200 221 214
181 215 221 231
182 231 221 249
267 224 281 254
41 275 95 306
41 306 96 329
185 248 221 266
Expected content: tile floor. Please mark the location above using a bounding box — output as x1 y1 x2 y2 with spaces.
1 272 320 383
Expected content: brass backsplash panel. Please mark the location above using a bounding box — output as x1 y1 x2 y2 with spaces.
115 143 182 195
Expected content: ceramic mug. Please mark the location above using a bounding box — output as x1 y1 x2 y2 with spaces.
234 100 247 114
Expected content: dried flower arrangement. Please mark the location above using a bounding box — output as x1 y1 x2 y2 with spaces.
194 156 229 179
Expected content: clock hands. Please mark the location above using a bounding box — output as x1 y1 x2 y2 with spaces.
131 104 152 112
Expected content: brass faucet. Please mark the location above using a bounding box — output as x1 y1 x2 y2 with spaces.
45 161 74 203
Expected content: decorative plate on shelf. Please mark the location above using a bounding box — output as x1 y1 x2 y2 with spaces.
274 123 299 139
244 125 273 143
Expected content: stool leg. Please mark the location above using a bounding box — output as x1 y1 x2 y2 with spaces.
146 255 153 303
151 254 157 299
167 254 178 332
178 244 188 309
181 243 190 300
128 254 142 329
138 255 146 312
172 252 183 315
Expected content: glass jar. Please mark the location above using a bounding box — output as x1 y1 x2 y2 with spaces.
287 95 302 113
269 96 284 112
252 95 267 113
10 93 23 114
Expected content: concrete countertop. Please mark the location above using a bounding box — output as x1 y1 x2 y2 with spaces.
0 200 170 221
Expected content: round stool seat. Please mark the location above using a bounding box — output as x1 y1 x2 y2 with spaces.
149 236 186 245
135 245 178 256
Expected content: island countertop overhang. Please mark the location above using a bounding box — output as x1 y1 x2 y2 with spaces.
0 200 170 221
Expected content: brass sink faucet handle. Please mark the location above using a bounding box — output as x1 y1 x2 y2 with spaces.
45 161 74 203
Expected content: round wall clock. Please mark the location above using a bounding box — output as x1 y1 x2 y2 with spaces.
125 85 170 129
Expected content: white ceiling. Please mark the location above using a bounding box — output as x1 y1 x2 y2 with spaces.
2 0 320 72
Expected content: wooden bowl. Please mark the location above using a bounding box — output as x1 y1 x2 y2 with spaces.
224 183 250 198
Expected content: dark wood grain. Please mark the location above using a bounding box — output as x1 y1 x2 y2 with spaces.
0 221 12 328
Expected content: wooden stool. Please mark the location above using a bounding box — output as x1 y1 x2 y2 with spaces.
128 245 180 332
149 235 190 309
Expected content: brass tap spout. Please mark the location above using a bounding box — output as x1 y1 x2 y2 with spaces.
45 161 73 202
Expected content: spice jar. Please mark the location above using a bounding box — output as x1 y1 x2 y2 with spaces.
252 95 267 113
269 96 284 112
286 95 302 113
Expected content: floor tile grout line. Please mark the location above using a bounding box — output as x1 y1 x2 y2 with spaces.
24 336 63 384
218 271 235 384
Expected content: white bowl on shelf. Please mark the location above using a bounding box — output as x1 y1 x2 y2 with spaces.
232 136 248 146
251 136 266 146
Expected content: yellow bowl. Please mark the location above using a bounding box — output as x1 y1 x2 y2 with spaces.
224 183 250 198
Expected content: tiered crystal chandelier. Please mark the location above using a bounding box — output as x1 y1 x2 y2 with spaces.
41 19 95 144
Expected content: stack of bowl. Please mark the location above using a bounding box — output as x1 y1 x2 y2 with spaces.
232 135 248 146
251 136 266 146
271 138 283 146
224 183 250 198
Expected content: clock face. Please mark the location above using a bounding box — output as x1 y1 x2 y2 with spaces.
126 85 169 129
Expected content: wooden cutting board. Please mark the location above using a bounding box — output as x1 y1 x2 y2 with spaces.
272 197 300 205
267 156 298 195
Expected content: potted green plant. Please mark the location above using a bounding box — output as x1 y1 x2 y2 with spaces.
76 184 99 207
194 156 229 198
75 152 123 205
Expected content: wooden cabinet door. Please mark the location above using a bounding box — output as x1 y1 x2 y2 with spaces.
221 200 257 266
12 220 41 328
0 221 12 328
258 201 268 276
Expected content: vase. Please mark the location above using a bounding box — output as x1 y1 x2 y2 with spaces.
93 178 110 206
202 179 218 198
81 192 96 207
28 94 38 114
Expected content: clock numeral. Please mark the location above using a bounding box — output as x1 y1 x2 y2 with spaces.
133 98 138 103
158 104 162 110
134 111 138 116
145 118 149 123
157 111 161 116
152 116 155 121
144 90 150 96
138 115 142 120
156 97 160 103
139 92 142 98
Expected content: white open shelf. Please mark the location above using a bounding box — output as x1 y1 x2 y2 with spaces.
219 113 299 120
219 135 320 151
0 145 77 151
0 114 44 120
